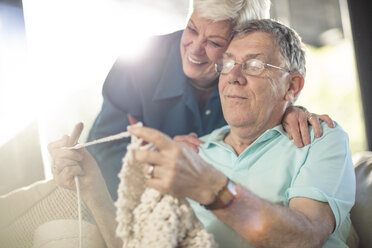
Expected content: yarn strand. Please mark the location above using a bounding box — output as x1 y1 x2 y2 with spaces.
75 176 82 248
68 131 131 150
64 123 141 248
64 121 216 248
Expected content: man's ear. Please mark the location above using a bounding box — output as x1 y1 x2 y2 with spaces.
284 73 304 102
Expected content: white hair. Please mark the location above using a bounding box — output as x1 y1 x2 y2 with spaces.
234 19 306 103
234 19 306 76
189 0 271 30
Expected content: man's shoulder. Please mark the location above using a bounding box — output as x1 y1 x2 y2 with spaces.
311 121 349 144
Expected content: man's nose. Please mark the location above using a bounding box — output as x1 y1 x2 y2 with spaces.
227 63 247 85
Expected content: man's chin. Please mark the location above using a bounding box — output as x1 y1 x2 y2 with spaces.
226 119 250 129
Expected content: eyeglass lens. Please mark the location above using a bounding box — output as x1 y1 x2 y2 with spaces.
218 59 266 76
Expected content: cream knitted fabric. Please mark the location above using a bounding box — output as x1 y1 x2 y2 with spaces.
115 135 217 248
0 180 97 248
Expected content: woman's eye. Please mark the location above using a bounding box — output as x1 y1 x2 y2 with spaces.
208 40 222 48
187 26 197 34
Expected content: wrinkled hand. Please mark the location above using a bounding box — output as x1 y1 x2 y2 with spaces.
282 106 334 148
173 132 204 153
47 123 106 201
129 126 226 205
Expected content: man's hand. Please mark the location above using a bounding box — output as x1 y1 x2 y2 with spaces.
173 132 204 153
47 124 107 202
129 126 226 205
282 106 334 148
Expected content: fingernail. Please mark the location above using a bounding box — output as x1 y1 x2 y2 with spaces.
190 132 198 138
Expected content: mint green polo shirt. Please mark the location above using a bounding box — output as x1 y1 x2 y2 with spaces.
188 122 355 248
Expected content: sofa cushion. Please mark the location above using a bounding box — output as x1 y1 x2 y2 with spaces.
347 222 360 248
32 219 105 248
351 151 372 248
0 179 96 248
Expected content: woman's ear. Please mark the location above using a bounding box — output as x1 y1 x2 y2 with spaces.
284 73 304 102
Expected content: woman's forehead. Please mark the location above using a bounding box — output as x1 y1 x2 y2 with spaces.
188 12 232 38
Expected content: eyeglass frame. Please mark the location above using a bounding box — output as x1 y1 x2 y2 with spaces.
214 58 291 76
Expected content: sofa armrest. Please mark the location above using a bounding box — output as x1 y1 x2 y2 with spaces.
351 151 372 248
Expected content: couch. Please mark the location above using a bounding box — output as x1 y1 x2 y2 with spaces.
0 152 371 247
348 151 372 248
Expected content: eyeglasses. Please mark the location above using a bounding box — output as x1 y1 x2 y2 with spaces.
215 58 290 76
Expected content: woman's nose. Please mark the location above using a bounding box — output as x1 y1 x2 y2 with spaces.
189 37 206 55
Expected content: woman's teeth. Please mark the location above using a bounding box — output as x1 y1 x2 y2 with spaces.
188 55 204 65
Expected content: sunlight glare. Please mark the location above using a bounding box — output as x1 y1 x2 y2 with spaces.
22 0 187 178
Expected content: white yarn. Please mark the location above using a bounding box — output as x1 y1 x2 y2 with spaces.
67 124 140 248
74 176 82 248
69 123 217 248
115 134 217 248
68 131 131 150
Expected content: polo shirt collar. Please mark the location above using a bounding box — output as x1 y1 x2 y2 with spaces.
203 124 287 150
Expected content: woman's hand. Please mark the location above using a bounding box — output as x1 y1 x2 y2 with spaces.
129 126 226 205
173 132 204 153
282 106 334 148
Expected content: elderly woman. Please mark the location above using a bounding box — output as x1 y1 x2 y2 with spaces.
86 0 333 201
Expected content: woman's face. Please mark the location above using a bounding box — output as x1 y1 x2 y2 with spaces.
180 12 232 87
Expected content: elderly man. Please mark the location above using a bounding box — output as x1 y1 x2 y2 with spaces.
130 19 355 247
87 0 334 201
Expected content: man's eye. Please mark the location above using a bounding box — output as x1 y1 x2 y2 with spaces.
246 60 263 71
248 64 261 71
224 60 235 69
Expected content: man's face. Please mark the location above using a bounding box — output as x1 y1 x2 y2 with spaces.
219 32 290 130
180 11 232 86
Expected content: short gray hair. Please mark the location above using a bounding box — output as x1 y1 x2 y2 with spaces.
191 0 271 30
234 19 306 76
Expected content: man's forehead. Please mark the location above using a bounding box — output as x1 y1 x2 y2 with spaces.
224 32 276 59
223 52 265 60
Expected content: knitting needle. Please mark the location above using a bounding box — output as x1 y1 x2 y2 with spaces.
128 114 137 126
68 122 84 146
